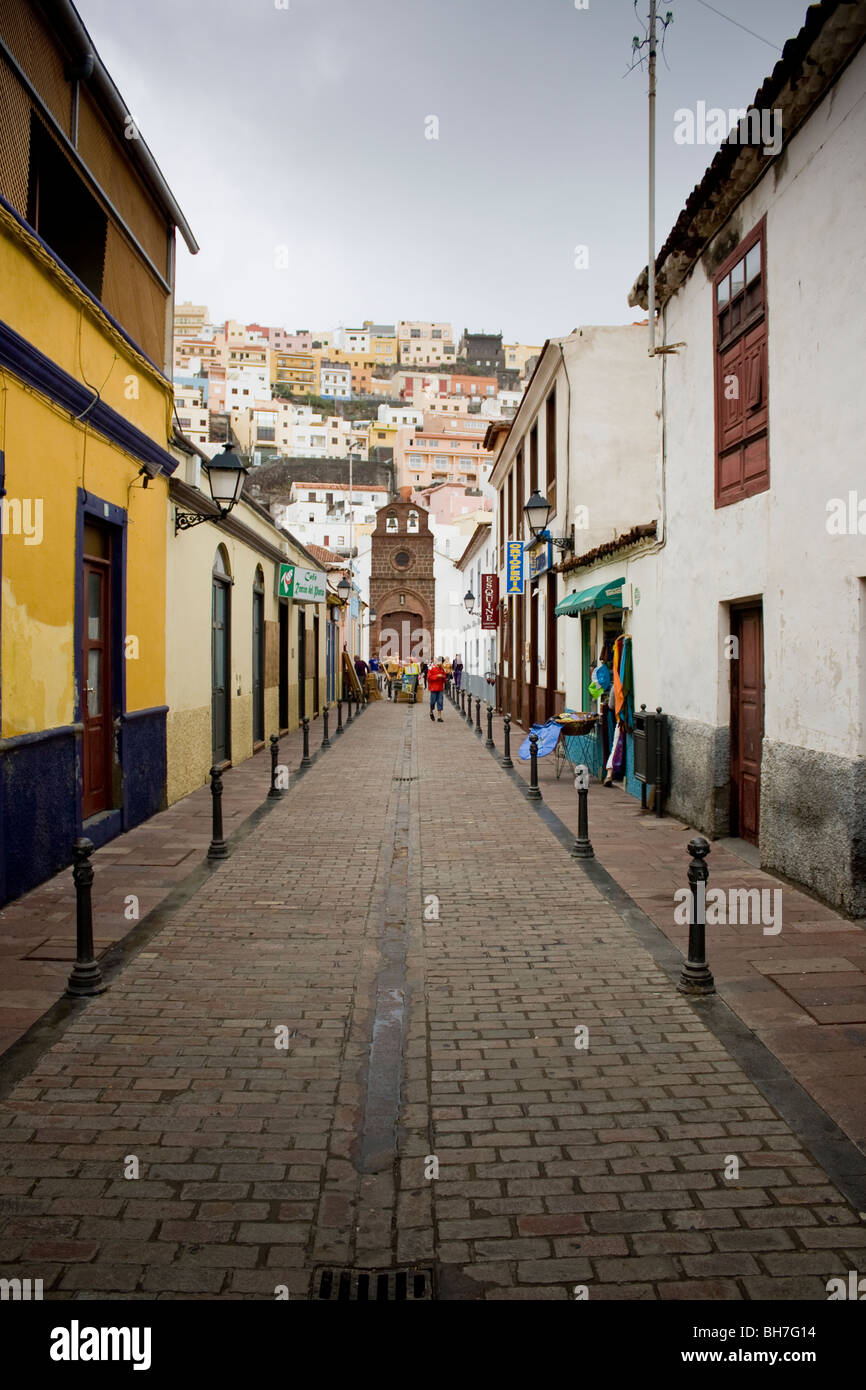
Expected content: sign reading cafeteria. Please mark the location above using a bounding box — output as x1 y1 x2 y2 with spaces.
277 563 326 603
506 541 524 595
481 573 499 630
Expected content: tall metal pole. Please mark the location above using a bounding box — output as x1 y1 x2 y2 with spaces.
648 0 657 355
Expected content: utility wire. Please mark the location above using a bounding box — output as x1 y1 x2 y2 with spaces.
692 0 783 53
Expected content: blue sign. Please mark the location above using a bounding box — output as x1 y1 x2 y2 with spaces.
350 596 360 620
506 541 524 595
527 540 552 580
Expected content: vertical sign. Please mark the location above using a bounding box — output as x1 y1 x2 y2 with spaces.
481 574 499 630
505 541 524 595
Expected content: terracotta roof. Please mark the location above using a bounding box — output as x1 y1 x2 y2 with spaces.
555 522 658 575
306 544 348 567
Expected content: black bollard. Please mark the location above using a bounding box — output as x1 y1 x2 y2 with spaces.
268 733 283 799
321 704 331 749
66 838 107 997
527 731 542 800
301 716 311 767
346 692 353 725
207 765 229 860
336 698 344 734
485 703 494 749
571 765 594 858
502 713 513 769
655 706 665 818
677 837 716 996
475 695 482 736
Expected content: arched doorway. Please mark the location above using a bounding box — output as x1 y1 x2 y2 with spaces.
212 546 232 765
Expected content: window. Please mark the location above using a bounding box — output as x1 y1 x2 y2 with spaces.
308 492 317 501
546 388 557 510
714 219 768 506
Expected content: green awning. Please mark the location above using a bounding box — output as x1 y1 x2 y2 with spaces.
555 577 625 618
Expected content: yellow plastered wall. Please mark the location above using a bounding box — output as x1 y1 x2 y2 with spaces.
1 218 171 738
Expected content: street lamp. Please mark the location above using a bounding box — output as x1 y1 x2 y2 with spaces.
336 574 351 602
524 489 552 539
175 444 249 534
523 488 573 552
464 589 478 616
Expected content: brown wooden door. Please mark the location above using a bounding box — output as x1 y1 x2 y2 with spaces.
81 553 112 819
545 573 558 719
730 604 764 844
528 587 539 725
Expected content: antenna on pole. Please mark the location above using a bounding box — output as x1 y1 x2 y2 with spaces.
628 4 674 356
648 0 657 355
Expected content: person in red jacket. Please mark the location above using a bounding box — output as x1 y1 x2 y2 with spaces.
426 657 446 722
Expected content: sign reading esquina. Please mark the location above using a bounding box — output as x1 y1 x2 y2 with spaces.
277 563 326 603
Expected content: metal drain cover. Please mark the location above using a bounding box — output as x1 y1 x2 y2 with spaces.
313 1266 433 1301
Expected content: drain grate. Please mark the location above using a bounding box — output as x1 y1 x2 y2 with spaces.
313 1266 433 1301
392 776 417 782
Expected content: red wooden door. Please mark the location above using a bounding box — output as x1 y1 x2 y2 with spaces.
730 605 764 844
81 553 112 819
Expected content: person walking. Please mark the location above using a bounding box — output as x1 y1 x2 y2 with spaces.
427 657 446 722
452 654 463 692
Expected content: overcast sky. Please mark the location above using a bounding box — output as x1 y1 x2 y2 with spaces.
77 0 810 342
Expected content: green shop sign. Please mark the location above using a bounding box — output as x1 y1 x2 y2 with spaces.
277 563 326 603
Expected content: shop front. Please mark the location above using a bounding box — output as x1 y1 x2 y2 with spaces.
555 576 644 798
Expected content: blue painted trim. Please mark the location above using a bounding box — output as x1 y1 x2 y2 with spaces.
0 190 169 380
123 705 169 722
84 808 123 851
0 319 177 476
0 723 84 751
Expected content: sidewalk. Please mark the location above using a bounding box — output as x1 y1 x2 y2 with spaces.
0 706 345 1057
456 696 866 1157
0 697 863 1300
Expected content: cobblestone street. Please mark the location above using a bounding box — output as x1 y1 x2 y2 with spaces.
1 699 864 1301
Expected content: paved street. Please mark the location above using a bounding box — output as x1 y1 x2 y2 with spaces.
1 699 865 1301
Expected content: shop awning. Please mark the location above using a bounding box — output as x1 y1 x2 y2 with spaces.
555 577 625 617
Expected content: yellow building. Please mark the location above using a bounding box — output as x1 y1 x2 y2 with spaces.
272 348 317 397
0 0 196 905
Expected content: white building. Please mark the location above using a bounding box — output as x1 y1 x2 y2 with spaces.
377 403 424 428
625 0 866 914
334 326 370 353
319 362 351 400
272 482 390 555
488 325 658 731
454 519 497 701
224 366 271 411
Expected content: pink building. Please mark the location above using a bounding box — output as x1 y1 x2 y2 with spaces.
246 324 313 352
412 481 492 525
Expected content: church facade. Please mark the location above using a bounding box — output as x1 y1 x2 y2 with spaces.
369 495 435 662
